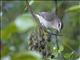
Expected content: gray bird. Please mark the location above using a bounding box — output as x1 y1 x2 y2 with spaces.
36 12 63 32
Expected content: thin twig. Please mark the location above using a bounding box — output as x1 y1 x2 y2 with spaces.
25 0 40 26
54 0 60 53
54 0 58 15
50 33 63 36
55 31 59 50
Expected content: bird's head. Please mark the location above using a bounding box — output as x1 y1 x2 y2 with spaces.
36 12 63 32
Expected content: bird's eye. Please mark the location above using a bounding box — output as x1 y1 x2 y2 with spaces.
58 22 62 29
58 23 61 27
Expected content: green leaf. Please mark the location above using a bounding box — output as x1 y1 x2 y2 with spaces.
15 13 37 32
64 52 79 60
11 51 42 60
64 53 71 59
1 23 17 40
66 5 80 12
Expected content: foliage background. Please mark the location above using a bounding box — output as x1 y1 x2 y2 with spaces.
0 0 80 60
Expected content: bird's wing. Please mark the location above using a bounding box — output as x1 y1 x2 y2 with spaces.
38 12 56 21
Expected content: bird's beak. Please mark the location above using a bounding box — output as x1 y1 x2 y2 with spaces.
57 29 61 32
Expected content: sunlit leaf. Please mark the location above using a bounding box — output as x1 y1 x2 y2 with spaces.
64 53 71 59
66 5 80 12
15 13 37 32
29 0 34 5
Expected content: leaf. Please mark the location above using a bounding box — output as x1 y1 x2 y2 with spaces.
29 0 34 5
1 13 37 40
64 53 71 59
1 23 17 40
66 5 80 12
11 51 42 60
15 13 37 32
64 52 79 59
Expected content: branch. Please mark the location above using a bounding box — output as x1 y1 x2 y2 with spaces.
25 0 40 25
56 1 67 20
54 0 58 15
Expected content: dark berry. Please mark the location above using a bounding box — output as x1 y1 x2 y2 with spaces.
51 55 55 59
41 45 45 49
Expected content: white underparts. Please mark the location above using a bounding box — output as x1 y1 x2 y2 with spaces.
36 14 48 27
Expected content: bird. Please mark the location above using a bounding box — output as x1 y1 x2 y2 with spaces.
29 12 63 59
35 12 63 32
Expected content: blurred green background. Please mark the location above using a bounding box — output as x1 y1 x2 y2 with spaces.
0 0 80 60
